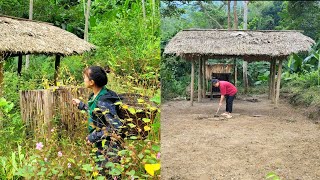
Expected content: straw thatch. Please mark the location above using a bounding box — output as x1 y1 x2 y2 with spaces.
0 15 95 57
164 29 315 61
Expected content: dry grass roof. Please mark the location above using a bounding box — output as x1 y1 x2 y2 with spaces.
0 15 95 57
164 29 315 61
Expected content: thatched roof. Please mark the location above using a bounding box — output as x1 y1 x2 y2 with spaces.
0 15 95 57
164 29 315 61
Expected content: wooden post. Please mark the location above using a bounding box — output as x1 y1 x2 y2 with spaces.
54 55 61 86
0 59 3 95
271 59 277 103
268 60 274 99
202 58 206 98
198 58 202 102
234 59 237 86
191 60 195 106
18 55 23 76
275 59 283 107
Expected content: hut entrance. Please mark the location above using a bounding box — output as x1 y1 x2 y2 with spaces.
205 63 234 98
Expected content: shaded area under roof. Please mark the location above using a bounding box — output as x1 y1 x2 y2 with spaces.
0 15 95 57
164 29 315 61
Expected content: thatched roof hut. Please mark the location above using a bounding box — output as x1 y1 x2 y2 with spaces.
164 29 315 107
164 29 315 61
0 15 95 57
0 15 96 88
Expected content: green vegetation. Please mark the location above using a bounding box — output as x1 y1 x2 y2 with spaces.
0 0 160 179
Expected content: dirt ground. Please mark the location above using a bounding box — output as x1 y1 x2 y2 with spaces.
161 94 320 180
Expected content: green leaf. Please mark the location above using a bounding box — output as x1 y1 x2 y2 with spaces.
126 170 136 176
138 153 144 159
130 136 138 140
128 123 136 128
74 176 82 179
128 107 136 115
151 145 160 151
142 118 151 123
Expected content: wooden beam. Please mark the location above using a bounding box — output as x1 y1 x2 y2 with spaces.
18 55 23 76
198 58 202 102
54 55 61 86
275 59 283 107
191 60 195 106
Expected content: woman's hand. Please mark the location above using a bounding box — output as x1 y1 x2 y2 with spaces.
72 98 80 106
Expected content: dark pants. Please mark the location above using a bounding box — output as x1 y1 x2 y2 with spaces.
226 94 236 113
95 140 122 178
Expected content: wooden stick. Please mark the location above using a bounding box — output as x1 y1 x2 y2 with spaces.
54 55 61 86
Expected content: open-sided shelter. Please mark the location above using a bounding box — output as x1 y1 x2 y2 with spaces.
164 29 315 107
0 15 95 91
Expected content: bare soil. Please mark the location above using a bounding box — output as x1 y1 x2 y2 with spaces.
161 94 320 180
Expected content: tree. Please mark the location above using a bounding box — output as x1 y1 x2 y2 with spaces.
25 0 33 70
243 0 248 93
227 0 231 29
84 0 91 42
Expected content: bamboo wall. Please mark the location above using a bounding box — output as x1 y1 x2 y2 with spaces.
20 86 90 136
205 63 233 80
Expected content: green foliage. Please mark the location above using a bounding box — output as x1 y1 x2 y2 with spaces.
278 1 320 40
90 0 160 81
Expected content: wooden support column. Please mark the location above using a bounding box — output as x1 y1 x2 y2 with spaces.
275 59 283 107
268 60 274 99
18 55 23 76
198 58 202 102
271 59 277 103
191 60 195 106
0 59 3 95
202 58 206 98
54 55 61 86
234 59 237 86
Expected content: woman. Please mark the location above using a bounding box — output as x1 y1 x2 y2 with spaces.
72 66 123 175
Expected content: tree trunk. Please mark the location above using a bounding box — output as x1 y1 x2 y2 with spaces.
26 0 33 69
243 1 249 94
84 0 91 42
227 0 231 30
233 0 238 30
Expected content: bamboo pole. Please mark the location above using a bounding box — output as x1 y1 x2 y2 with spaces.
275 60 283 108
191 60 195 106
234 59 237 86
198 58 202 102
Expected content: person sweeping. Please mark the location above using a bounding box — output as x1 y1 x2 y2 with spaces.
212 79 237 118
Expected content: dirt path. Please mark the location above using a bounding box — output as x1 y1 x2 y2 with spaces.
161 95 320 180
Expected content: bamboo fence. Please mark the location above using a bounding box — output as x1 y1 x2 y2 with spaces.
20 86 90 136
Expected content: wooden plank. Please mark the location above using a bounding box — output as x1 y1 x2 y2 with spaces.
18 55 22 76
54 55 61 86
191 60 194 106
198 58 202 102
275 59 283 107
